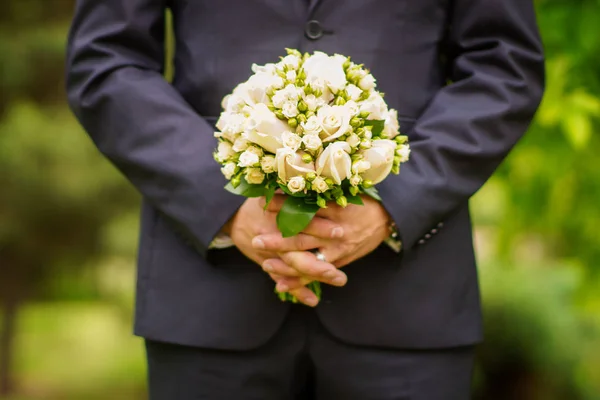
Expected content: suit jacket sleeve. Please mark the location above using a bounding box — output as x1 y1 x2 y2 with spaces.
378 0 545 251
65 0 244 258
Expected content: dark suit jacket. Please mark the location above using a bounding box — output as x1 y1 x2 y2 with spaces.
65 0 545 350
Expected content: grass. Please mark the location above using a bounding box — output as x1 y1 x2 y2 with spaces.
3 301 147 400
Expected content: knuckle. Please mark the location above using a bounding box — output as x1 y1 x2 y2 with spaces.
296 235 310 250
281 252 293 264
287 253 306 271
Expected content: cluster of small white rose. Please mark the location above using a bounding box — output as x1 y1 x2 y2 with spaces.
214 49 410 207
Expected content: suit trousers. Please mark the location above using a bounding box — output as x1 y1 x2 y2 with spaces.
146 304 475 400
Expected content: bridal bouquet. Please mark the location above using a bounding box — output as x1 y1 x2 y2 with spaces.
214 49 410 302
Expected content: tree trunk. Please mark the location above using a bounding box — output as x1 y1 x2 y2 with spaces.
0 299 18 396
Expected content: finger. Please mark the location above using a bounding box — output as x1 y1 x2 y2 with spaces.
302 217 345 239
312 243 347 265
269 275 319 307
253 233 324 252
287 286 320 307
262 258 301 278
332 255 354 269
315 203 344 219
280 252 348 284
270 275 311 289
277 276 338 292
264 257 347 287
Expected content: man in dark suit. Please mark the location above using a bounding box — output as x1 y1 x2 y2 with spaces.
66 0 544 398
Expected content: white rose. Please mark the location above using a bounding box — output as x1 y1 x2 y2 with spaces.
271 84 301 108
245 167 265 185
232 137 250 152
316 142 352 185
346 84 362 101
247 71 285 92
246 145 263 157
344 100 360 116
351 159 371 174
303 52 347 94
217 141 235 161
349 174 362 187
221 94 246 113
302 134 322 152
347 65 367 82
383 109 400 138
303 94 319 112
396 145 411 162
260 155 277 173
282 101 299 118
312 176 329 193
318 105 352 143
287 176 306 193
221 162 237 180
282 131 302 151
244 103 288 153
238 150 260 167
271 91 287 109
301 115 321 135
216 112 245 142
346 133 361 148
358 74 376 91
231 77 267 106
280 54 301 70
306 78 334 104
221 95 231 110
359 92 388 120
332 53 348 64
359 139 396 184
286 70 297 82
276 148 316 183
251 63 277 75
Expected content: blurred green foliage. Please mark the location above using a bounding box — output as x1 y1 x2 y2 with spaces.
0 0 599 399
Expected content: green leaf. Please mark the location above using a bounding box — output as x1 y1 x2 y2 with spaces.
363 187 382 201
276 197 320 238
346 194 364 206
225 180 265 197
364 119 385 136
264 185 276 210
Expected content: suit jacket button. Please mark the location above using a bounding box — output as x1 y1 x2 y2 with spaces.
431 229 438 234
425 234 432 239
418 239 426 245
437 222 444 228
305 20 324 40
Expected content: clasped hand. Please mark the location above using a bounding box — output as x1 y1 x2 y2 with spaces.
228 195 391 307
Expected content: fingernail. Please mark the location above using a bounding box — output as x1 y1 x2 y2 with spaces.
331 227 344 239
304 297 318 307
263 262 273 272
277 283 289 292
323 270 337 279
332 277 346 286
252 237 265 249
